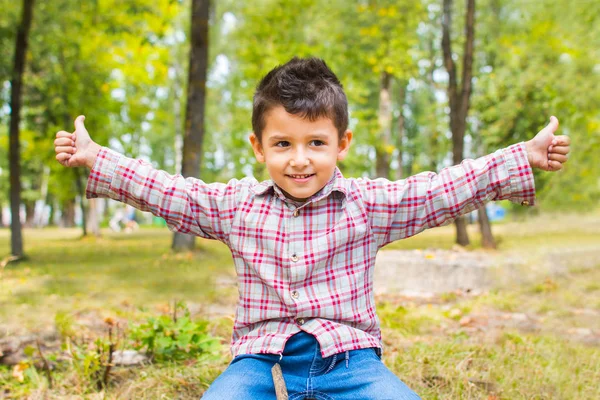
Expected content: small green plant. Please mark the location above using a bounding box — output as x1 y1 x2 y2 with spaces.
64 319 119 392
130 302 221 363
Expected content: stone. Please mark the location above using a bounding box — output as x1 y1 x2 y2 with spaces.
111 350 149 366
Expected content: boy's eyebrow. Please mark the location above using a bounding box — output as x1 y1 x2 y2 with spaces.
268 135 290 141
268 133 330 142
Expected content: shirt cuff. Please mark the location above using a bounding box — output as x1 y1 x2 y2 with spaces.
85 147 121 199
502 142 536 206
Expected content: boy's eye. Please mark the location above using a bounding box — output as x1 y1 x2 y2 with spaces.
311 140 325 146
275 141 290 147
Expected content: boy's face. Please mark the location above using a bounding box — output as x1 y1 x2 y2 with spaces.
250 106 352 202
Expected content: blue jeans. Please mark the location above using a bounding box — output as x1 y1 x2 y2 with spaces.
202 332 421 399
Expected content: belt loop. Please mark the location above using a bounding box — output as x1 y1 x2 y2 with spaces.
345 351 349 368
278 352 283 363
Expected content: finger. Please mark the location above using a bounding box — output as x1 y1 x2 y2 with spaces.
56 153 72 164
55 146 76 154
548 160 562 171
54 137 75 147
550 145 569 155
548 153 568 163
553 135 570 146
56 130 74 139
547 116 559 134
74 115 86 131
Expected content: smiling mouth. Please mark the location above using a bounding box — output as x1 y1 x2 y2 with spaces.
287 174 315 179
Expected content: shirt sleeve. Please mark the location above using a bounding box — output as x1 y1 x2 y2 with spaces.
358 142 536 248
85 147 240 243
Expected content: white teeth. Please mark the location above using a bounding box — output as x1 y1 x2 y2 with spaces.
290 174 312 178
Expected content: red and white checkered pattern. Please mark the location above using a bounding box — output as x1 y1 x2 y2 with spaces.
86 143 534 357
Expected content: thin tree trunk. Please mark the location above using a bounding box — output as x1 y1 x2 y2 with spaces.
24 202 34 227
171 40 185 176
103 198 110 223
75 170 88 237
47 195 55 226
396 80 407 180
8 0 35 258
442 0 476 247
34 165 50 227
62 199 75 228
172 0 210 251
477 205 496 249
375 71 392 179
474 0 501 250
87 198 100 237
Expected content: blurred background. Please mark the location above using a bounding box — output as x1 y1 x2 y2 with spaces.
1 0 598 242
1 0 599 398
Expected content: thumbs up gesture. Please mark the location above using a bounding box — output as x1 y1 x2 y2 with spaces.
54 115 101 168
525 116 571 171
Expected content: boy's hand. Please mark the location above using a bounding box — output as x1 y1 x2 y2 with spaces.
54 115 101 169
525 116 570 171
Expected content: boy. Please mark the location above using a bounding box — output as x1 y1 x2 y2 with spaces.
54 57 570 399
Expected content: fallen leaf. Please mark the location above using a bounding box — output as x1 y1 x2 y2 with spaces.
12 362 28 382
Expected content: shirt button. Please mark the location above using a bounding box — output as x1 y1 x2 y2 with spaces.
296 318 305 325
291 290 299 299
291 253 299 262
293 209 299 217
521 200 530 206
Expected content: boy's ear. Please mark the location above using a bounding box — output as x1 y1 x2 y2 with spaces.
337 130 353 161
249 133 265 163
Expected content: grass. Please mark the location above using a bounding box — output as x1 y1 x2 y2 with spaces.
1 212 599 399
0 228 237 333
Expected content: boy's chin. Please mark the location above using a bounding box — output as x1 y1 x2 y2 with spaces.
280 187 315 202
282 191 311 202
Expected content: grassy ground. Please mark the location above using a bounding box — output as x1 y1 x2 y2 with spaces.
1 212 599 399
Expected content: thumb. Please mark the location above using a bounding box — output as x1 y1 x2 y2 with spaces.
74 115 87 132
546 116 559 134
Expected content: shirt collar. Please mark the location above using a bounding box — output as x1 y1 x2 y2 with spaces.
251 167 348 204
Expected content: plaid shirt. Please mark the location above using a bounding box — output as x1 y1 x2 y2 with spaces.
86 143 535 357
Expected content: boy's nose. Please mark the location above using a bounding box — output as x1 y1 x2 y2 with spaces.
289 159 310 167
290 150 310 167
290 157 310 167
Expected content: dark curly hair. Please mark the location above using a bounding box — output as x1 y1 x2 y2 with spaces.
252 57 349 143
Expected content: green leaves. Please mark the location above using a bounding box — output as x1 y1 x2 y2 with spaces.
130 304 221 363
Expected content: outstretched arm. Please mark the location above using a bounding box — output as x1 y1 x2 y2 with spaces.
360 117 570 248
54 115 240 242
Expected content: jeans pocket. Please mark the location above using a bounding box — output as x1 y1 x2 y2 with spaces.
372 347 383 360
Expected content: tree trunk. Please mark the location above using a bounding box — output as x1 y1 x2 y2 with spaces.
103 198 110 223
396 80 407 180
375 71 392 179
24 202 34 227
47 195 55 226
75 170 88 236
442 0 476 247
62 199 75 228
34 165 50 227
172 0 210 252
8 0 35 258
87 198 101 237
477 205 496 249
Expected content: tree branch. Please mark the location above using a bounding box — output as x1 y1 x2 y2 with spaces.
461 0 476 119
442 0 457 108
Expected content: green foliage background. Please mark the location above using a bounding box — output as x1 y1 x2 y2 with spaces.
1 0 598 216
